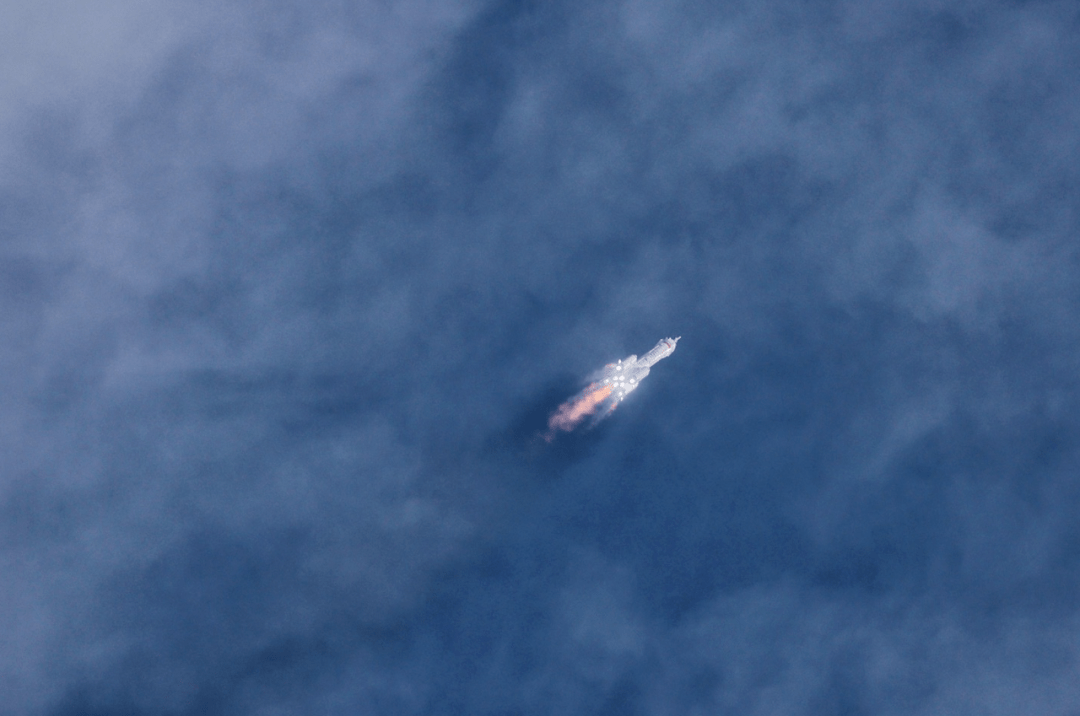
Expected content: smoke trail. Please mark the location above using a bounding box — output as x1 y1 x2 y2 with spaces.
544 383 614 441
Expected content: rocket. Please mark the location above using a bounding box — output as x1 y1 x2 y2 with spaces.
544 337 680 439
598 336 680 404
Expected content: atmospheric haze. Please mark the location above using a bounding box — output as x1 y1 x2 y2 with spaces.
5 0 1080 714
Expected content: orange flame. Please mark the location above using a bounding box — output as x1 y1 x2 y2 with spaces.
544 383 613 441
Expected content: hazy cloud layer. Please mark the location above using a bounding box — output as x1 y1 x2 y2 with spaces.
3 0 1080 713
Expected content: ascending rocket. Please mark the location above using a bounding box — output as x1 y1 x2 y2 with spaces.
599 336 680 403
544 337 680 439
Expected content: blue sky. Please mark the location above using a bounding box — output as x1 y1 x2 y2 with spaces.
4 0 1080 713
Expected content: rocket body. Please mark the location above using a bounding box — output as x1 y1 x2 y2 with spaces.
598 336 680 403
544 336 680 439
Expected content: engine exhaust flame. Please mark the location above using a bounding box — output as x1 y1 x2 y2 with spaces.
543 383 613 441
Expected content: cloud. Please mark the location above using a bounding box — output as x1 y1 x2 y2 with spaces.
3 0 1080 713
